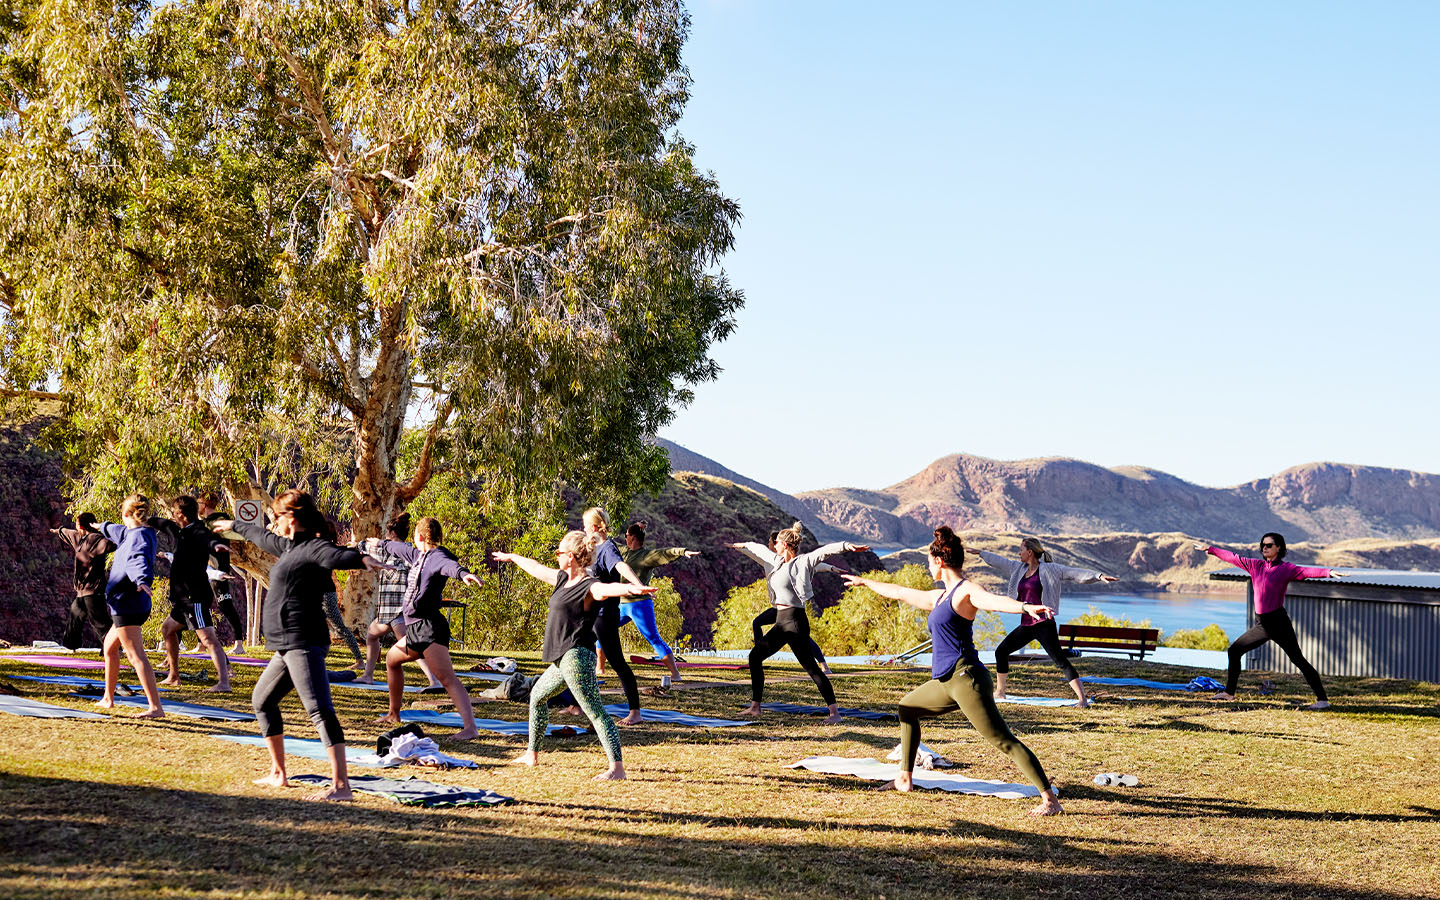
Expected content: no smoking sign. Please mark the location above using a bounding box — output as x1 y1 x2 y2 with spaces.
236 500 263 527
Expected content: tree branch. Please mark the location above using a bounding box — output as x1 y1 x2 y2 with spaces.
396 397 455 503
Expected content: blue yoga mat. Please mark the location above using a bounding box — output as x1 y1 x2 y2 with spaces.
398 709 589 737
1080 676 1217 692
213 734 392 767
761 702 898 722
69 692 254 721
993 695 1079 707
4 674 171 691
454 671 512 682
0 694 108 719
601 704 754 727
291 774 513 807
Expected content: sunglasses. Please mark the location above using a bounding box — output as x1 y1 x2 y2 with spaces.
1260 542 1277 549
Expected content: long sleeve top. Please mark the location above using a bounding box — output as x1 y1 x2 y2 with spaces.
975 550 1109 624
733 542 843 608
378 541 471 622
57 527 113 597
150 518 228 605
233 521 366 650
1206 546 1334 615
95 522 158 600
761 542 857 609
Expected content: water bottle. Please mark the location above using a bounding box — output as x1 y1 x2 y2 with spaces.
660 675 672 689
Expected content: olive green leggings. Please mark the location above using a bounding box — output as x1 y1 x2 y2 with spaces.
898 663 1051 792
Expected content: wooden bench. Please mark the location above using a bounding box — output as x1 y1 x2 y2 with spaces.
1057 624 1159 660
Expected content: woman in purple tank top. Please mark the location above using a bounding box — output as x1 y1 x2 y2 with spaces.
843 527 1064 816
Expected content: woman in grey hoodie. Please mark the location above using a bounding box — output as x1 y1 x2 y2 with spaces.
971 539 1117 708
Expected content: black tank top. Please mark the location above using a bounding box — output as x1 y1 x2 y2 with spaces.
542 571 599 663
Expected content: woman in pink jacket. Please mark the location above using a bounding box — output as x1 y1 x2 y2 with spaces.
1196 533 1344 710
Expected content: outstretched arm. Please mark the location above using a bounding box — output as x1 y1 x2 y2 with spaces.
590 581 658 602
841 574 944 611
491 551 561 587
972 549 1020 578
727 542 777 571
802 541 870 565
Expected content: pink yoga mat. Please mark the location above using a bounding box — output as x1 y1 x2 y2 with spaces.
0 655 127 670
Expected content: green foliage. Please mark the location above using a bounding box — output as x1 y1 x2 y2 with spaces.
1163 623 1230 650
709 578 770 651
618 576 686 656
810 565 931 656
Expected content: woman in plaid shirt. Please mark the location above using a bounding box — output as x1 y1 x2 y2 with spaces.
355 514 442 689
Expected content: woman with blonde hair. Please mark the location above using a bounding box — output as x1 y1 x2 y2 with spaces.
971 538 1118 708
739 523 867 724
493 531 658 780
844 527 1063 815
581 507 647 724
92 494 166 717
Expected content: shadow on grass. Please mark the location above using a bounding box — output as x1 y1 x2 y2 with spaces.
0 771 1423 900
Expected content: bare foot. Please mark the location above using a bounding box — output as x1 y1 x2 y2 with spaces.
564 705 582 716
992 692 1007 701
253 772 288 788
448 729 479 742
511 750 538 767
880 775 913 792
1212 691 1236 701
304 786 353 802
737 703 762 718
158 675 182 687
595 668 607 678
231 643 246 655
821 713 842 725
617 711 643 726
593 763 626 781
1074 698 1090 709
135 708 165 719
1301 700 1331 711
93 697 116 709
374 714 402 726
1029 793 1064 816
206 684 232 693
354 676 375 685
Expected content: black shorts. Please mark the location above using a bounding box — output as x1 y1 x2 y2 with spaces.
404 615 450 655
113 612 150 628
169 601 214 632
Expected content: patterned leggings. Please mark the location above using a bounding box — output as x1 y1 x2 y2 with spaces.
322 591 364 663
528 647 622 763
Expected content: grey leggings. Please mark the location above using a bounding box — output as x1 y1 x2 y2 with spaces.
252 646 344 747
898 663 1050 792
528 647 622 763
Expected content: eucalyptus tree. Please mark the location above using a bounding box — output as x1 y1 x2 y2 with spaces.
0 0 742 619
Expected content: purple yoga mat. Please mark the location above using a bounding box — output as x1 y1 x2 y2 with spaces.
0 655 125 670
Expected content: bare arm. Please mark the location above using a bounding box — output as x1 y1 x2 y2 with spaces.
491 551 560 587
590 581 658 602
841 574 944 611
614 560 645 589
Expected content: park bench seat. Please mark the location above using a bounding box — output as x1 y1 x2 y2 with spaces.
1057 624 1159 660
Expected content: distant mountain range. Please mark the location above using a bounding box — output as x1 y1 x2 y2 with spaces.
655 439 1440 546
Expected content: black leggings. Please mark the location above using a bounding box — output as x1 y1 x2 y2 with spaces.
749 607 836 706
595 602 641 712
1226 608 1327 701
62 593 112 650
993 618 1078 682
213 579 244 641
752 607 826 664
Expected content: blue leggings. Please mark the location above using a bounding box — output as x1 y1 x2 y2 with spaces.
618 598 672 658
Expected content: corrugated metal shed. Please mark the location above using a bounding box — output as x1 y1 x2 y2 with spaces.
1208 567 1440 682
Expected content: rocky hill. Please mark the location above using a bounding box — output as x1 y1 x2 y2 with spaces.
0 414 74 645
797 455 1440 545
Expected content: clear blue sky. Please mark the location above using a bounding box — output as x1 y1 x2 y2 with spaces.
657 1 1439 494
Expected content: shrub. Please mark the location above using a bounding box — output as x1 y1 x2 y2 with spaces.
710 579 771 651
1163 623 1230 650
1062 605 1163 647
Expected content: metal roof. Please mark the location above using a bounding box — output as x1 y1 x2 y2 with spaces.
1207 566 1440 592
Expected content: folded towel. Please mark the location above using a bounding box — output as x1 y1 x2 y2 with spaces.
884 741 955 769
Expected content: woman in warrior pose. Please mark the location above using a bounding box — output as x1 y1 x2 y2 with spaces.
93 495 166 717
152 495 233 693
728 529 843 676
492 531 658 780
373 516 484 740
619 520 700 682
214 490 389 801
1196 535 1343 710
971 539 1118 708
738 523 867 724
843 527 1063 815
582 507 647 724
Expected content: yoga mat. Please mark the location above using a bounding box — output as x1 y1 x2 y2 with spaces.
787 756 1045 799
70 692 253 721
213 734 395 767
454 671 512 682
398 709 589 737
630 655 747 671
601 704 755 727
0 694 108 719
3 674 170 691
182 653 270 667
994 695 1079 708
761 702 898 722
0 655 118 670
330 680 430 694
1080 677 1197 692
290 774 513 807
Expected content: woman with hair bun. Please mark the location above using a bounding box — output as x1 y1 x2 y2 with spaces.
843 527 1063 815
1194 534 1343 709
971 537 1118 708
738 523 867 725
581 507 647 724
492 530 659 780
620 520 700 683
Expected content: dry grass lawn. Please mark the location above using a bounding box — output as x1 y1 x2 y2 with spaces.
1 649 1437 900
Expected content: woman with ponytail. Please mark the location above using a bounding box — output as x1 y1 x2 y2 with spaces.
843 527 1063 815
582 507 647 724
739 523 867 725
971 537 1118 708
